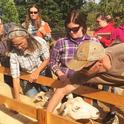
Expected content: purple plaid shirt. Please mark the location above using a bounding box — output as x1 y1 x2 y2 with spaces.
49 34 90 78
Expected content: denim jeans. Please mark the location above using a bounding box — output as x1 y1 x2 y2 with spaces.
21 69 49 97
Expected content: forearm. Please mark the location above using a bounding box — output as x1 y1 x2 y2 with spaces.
47 84 77 112
47 89 65 112
35 58 49 74
100 37 112 47
13 77 21 101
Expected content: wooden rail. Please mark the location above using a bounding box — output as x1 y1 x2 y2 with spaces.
0 95 80 124
0 66 124 124
0 66 124 108
0 66 82 124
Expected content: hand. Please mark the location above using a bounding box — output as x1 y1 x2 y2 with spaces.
28 71 39 83
59 75 70 84
97 36 102 40
57 70 70 84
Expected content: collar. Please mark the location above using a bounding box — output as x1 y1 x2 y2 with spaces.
69 34 90 44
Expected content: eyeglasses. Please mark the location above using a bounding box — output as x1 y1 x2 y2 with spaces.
66 26 80 33
30 11 38 14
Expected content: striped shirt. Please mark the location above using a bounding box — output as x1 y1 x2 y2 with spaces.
49 35 90 78
10 36 49 78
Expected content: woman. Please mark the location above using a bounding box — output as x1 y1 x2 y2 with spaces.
22 4 52 42
94 14 115 47
7 26 50 101
48 9 90 112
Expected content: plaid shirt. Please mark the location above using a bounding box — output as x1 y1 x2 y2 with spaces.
28 23 37 35
10 36 49 78
0 38 8 55
49 35 90 78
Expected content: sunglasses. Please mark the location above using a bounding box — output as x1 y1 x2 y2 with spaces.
8 29 28 39
67 26 80 33
30 11 38 14
96 20 101 23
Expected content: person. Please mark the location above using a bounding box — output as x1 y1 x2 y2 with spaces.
94 13 115 47
0 17 8 56
109 17 124 122
110 17 124 42
22 4 52 42
0 17 16 87
47 39 124 123
49 9 90 84
93 14 116 94
0 19 16 65
7 25 50 101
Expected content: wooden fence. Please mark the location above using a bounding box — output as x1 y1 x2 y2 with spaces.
0 66 124 124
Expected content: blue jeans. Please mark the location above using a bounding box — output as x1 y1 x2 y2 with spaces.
21 70 49 97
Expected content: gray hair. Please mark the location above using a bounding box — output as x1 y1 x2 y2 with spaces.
8 26 28 39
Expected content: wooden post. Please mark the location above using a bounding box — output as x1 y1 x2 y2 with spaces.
0 64 4 84
37 108 47 124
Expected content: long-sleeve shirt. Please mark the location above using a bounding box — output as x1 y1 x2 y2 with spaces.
49 35 90 78
110 25 124 42
94 23 115 47
10 36 49 78
70 43 124 87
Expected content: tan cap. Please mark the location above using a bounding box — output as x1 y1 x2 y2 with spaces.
66 40 105 71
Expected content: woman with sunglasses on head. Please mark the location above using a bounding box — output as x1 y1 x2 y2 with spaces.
7 25 50 101
47 10 90 112
93 13 115 47
22 4 52 42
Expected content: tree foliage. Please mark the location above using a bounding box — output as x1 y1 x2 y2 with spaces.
98 0 124 24
81 1 98 29
1 0 124 34
16 0 87 34
37 0 86 33
0 0 19 23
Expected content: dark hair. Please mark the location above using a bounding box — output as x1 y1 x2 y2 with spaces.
96 13 113 23
65 9 87 34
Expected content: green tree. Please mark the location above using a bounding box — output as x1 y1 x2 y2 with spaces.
16 4 27 23
0 0 19 23
15 0 87 34
39 0 86 35
98 0 124 24
81 1 98 30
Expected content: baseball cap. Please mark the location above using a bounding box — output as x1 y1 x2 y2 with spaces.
8 26 28 39
66 40 105 71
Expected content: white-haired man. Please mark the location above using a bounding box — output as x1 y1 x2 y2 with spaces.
47 40 124 123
